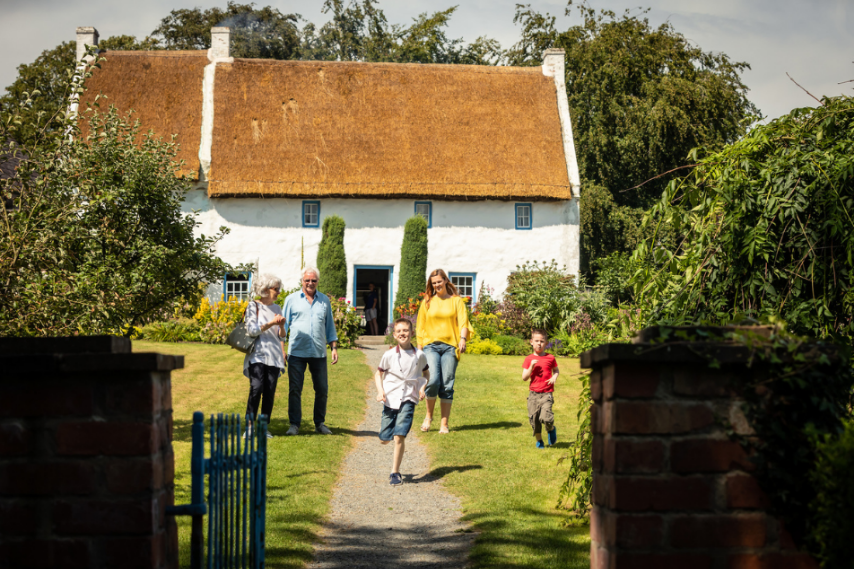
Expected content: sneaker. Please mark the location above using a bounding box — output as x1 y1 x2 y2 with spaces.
535 440 545 449
286 424 299 436
315 424 333 435
389 473 403 486
266 431 274 439
548 427 557 446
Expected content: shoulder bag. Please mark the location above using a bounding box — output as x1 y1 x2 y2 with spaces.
226 301 259 354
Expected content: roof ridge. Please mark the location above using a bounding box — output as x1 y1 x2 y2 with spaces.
225 58 541 74
99 50 208 57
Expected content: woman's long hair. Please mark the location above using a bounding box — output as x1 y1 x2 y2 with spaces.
424 268 458 309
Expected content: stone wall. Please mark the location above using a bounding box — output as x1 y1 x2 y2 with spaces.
0 336 182 569
582 340 818 569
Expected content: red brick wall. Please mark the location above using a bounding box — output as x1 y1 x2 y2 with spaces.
0 337 183 569
582 343 818 569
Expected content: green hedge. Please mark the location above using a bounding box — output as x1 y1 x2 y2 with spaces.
395 216 428 309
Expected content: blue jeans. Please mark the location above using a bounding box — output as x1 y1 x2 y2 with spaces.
379 401 416 441
423 342 458 401
287 356 328 428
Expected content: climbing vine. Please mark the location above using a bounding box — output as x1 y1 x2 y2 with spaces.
633 96 854 341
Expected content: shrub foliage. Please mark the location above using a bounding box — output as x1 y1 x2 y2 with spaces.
634 96 854 341
316 215 347 300
810 420 854 568
395 215 428 310
0 54 229 336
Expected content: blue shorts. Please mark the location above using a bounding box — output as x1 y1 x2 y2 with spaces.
379 401 416 441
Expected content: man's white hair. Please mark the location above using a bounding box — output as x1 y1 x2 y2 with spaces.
302 267 320 280
251 273 283 297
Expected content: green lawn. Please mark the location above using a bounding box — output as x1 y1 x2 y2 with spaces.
414 355 591 568
135 341 590 568
134 341 371 569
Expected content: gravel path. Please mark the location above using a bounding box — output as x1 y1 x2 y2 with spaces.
306 344 474 569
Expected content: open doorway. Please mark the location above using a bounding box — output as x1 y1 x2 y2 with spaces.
353 266 393 336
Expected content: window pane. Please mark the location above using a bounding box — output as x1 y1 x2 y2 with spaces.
225 274 250 300
451 275 473 298
415 203 430 222
517 205 531 228
304 203 318 226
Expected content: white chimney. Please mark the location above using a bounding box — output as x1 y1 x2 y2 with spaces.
541 47 581 198
542 47 565 79
210 27 231 60
76 27 99 62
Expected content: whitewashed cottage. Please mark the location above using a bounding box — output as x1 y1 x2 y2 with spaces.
78 26 581 332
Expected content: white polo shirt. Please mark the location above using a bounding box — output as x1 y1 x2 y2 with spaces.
377 345 429 410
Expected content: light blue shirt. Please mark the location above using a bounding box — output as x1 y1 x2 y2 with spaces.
283 290 339 358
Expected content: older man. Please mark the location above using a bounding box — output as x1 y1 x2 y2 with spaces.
283 267 339 435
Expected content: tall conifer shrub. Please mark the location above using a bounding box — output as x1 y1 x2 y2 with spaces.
395 215 428 309
316 215 347 299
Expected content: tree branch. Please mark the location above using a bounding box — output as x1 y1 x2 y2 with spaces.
619 164 700 193
787 72 824 106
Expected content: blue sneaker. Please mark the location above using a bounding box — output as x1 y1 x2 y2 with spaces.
389 473 403 486
548 427 557 446
535 440 545 449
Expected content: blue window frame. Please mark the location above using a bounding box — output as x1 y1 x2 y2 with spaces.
449 272 476 303
515 203 532 230
223 272 252 301
302 200 320 227
414 201 432 228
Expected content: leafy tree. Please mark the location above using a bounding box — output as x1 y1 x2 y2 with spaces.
579 182 643 274
151 1 301 59
301 0 501 64
316 215 347 299
509 3 757 208
97 35 161 51
508 2 758 275
0 35 160 148
0 42 76 148
633 95 854 341
395 215 428 309
0 53 230 336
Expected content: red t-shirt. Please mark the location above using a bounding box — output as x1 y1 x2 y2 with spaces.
523 353 559 393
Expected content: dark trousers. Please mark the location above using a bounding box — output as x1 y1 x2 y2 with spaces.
246 363 279 421
287 356 328 428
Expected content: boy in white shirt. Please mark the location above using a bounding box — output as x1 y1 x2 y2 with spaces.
375 318 429 486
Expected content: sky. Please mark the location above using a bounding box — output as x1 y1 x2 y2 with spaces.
2 0 853 120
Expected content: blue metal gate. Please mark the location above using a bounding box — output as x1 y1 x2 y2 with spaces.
167 412 268 569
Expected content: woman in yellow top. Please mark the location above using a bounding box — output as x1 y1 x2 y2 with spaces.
416 269 472 434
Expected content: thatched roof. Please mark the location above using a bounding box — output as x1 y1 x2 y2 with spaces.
209 59 570 200
81 51 208 179
82 54 573 199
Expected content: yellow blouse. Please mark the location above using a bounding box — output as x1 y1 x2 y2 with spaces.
416 295 472 358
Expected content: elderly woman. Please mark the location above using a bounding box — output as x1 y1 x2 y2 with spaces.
244 273 286 438
416 269 471 434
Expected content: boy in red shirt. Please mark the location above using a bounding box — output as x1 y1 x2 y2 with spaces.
522 329 559 449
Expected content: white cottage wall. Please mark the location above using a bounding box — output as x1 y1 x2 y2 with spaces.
183 189 580 305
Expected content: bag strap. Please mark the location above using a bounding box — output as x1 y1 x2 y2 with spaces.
243 300 260 324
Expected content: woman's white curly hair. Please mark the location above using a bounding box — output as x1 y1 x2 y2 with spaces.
251 273 283 297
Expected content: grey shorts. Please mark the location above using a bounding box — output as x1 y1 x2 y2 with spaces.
527 391 554 435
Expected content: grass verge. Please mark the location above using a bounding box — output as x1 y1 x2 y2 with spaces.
413 354 591 568
133 341 371 569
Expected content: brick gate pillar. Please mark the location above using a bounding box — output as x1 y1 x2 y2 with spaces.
581 328 817 569
0 336 183 569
